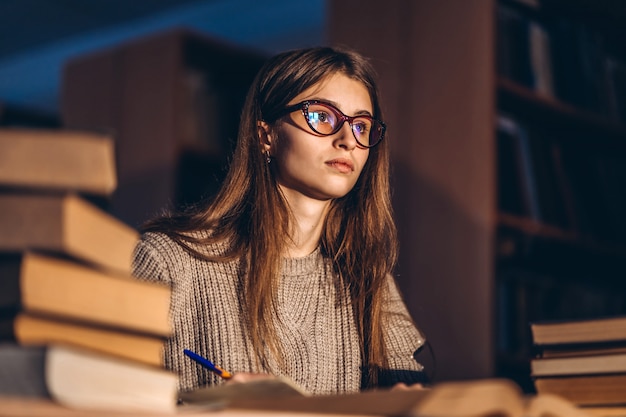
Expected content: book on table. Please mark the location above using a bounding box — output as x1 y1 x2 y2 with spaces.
0 192 138 274
0 343 178 413
531 352 626 377
0 128 116 196
534 374 626 407
539 343 626 359
531 347 626 406
47 344 178 413
530 315 626 346
1 313 166 367
0 251 171 337
530 316 626 406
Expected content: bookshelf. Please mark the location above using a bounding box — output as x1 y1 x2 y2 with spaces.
329 0 626 389
61 29 266 227
495 0 626 389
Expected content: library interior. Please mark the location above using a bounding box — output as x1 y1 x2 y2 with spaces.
2 0 626 415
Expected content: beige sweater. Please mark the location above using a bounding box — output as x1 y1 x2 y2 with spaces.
132 231 425 394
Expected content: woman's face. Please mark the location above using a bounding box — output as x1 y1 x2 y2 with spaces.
266 73 372 202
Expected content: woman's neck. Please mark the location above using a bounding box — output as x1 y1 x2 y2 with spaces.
280 187 330 258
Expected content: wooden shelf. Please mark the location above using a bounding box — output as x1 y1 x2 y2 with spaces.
498 212 626 261
497 77 626 142
497 213 626 289
497 212 577 242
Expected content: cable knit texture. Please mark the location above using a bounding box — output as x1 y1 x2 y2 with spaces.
132 231 424 394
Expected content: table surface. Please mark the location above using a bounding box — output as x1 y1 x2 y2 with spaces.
0 396 385 417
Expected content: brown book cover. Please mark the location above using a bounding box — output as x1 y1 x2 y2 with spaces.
10 313 165 367
531 353 626 377
0 193 138 274
0 252 171 337
531 316 626 346
541 343 626 359
0 128 116 196
535 374 626 406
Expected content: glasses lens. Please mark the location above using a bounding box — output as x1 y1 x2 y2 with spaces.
351 117 375 146
305 103 339 135
369 121 385 147
304 102 384 148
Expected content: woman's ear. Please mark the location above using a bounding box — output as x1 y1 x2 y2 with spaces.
257 121 273 153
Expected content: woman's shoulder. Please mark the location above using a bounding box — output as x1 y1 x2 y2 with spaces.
137 230 177 247
132 231 190 275
136 231 187 258
137 229 229 259
133 229 232 283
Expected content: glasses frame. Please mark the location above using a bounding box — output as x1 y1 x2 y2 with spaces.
280 100 386 148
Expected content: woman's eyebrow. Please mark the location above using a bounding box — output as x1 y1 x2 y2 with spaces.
308 97 374 117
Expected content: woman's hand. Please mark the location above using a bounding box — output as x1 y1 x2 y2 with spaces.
225 372 275 384
391 382 428 391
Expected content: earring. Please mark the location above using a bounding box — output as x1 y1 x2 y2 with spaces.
265 151 271 164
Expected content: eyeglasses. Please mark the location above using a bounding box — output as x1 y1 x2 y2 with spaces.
280 100 386 148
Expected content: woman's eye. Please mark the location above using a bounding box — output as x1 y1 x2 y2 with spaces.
353 121 370 135
310 111 331 124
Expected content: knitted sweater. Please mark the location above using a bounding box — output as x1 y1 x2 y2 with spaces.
132 231 425 394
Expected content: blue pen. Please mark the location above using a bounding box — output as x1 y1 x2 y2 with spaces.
183 349 233 379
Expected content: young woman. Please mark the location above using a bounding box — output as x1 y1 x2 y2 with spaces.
132 46 426 395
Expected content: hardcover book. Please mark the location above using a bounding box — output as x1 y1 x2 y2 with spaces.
0 252 171 337
46 344 178 413
0 193 138 274
0 128 116 196
6 313 165 367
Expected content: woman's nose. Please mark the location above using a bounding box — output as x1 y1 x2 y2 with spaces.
334 120 358 150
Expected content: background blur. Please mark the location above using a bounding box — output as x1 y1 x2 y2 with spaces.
2 0 626 393
0 0 325 114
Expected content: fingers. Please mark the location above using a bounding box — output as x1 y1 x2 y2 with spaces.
225 372 275 385
391 382 426 391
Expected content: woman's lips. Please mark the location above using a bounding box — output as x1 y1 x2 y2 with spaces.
325 158 354 173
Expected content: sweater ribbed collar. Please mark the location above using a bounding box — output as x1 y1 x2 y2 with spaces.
281 246 324 276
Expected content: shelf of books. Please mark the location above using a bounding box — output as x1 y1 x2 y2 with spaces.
495 0 626 393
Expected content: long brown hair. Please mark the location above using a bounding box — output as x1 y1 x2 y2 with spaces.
143 46 397 388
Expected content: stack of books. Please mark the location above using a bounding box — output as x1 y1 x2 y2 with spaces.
530 315 626 408
0 128 178 412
